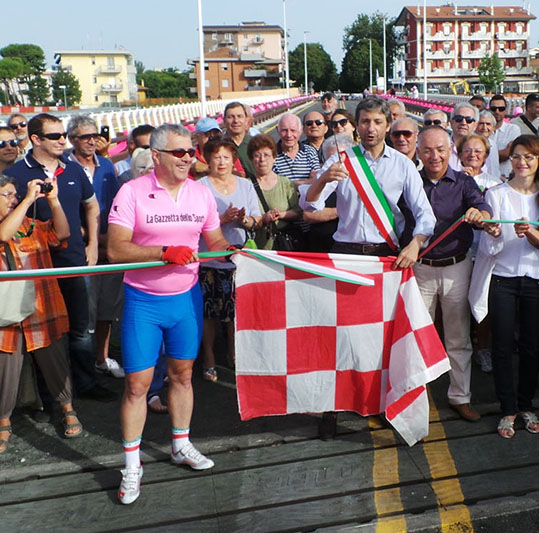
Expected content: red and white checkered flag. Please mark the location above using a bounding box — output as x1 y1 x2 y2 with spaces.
233 251 450 446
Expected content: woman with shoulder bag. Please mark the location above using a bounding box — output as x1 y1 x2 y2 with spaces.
0 174 82 453
247 134 301 250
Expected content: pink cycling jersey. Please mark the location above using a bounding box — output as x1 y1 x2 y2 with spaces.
108 171 220 295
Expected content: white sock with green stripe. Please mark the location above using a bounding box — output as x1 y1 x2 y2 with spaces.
123 436 142 469
172 427 190 453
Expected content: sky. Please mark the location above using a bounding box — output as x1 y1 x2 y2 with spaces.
1 1 538 72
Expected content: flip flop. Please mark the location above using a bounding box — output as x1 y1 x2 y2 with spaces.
497 416 516 439
0 425 12 453
148 395 168 414
519 412 539 434
62 411 83 439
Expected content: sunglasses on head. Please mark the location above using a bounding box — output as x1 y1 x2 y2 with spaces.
330 118 349 128
0 139 19 149
489 105 506 112
76 133 100 142
390 130 414 138
453 115 475 124
39 132 67 140
157 148 196 158
9 121 27 130
424 119 442 126
305 119 324 127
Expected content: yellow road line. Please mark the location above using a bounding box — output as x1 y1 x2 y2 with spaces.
424 387 475 532
262 101 316 134
370 417 407 532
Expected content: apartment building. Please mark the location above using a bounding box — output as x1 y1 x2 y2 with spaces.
190 21 284 99
395 5 536 88
54 49 138 107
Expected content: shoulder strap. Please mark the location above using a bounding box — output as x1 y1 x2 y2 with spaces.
3 243 17 271
519 115 538 135
250 177 271 213
342 146 400 251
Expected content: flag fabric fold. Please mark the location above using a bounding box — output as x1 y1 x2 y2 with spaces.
233 251 450 446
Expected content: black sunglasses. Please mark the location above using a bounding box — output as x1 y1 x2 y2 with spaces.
305 119 324 127
490 106 506 112
453 115 475 124
424 119 442 126
0 139 19 149
9 121 27 130
330 118 349 128
39 132 67 140
390 130 414 138
76 133 100 141
157 148 196 158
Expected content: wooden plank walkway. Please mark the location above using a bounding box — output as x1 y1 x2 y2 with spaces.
2 361 539 533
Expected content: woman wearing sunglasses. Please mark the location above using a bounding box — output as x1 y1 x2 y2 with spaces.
329 110 360 143
478 135 539 439
198 139 261 382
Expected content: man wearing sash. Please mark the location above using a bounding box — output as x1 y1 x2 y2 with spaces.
302 97 435 438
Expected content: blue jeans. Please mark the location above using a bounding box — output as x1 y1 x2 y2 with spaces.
489 275 539 416
58 277 98 394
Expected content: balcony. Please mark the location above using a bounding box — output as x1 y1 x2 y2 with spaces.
189 72 197 79
101 84 123 93
497 49 527 58
219 37 234 45
426 50 453 59
428 32 455 41
505 67 532 75
497 31 528 40
96 65 122 74
244 69 279 78
461 50 489 58
250 38 264 45
462 32 492 41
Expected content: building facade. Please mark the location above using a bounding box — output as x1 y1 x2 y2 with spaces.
395 5 536 90
53 49 138 107
191 21 284 99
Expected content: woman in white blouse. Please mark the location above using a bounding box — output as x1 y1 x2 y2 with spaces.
481 135 539 439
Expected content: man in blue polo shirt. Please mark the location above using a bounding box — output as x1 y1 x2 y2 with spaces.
5 113 116 402
67 115 124 380
415 126 492 422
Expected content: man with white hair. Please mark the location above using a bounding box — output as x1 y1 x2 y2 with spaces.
387 99 406 122
423 109 449 129
475 110 500 178
389 117 421 169
448 103 479 170
273 113 320 186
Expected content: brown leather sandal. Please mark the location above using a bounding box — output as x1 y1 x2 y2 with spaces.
0 425 12 453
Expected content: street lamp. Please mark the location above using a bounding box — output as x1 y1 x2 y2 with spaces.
282 0 290 97
59 85 68 110
303 31 310 95
197 0 207 117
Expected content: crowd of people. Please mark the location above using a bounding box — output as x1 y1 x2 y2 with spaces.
0 90 537 505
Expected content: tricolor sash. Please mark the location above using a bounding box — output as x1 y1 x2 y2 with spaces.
342 146 400 251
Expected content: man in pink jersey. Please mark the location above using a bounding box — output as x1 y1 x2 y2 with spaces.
108 124 229 505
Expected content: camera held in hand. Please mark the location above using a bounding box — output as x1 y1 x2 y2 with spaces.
39 182 53 194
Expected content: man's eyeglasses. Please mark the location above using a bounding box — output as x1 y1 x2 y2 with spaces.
453 115 475 124
305 119 324 127
330 118 349 128
490 106 506 112
157 148 196 158
424 119 443 126
8 121 27 130
390 130 414 138
510 154 538 163
0 139 19 149
76 133 100 142
39 132 67 141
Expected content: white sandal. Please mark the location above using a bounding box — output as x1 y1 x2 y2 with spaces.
519 412 539 434
497 416 516 439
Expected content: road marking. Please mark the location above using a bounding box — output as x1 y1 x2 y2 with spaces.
424 387 475 532
262 101 316 134
369 416 407 532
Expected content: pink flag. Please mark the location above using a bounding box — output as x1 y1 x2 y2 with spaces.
233 251 450 446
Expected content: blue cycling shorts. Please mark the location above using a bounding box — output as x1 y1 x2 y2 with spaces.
121 283 203 374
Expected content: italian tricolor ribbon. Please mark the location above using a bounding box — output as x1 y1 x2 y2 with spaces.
342 146 400 251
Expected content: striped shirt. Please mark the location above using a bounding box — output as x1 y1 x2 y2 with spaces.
0 218 68 353
273 142 320 181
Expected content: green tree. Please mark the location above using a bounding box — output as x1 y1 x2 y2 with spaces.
135 60 145 78
0 57 25 104
0 43 49 104
340 12 398 92
478 53 505 93
288 42 338 92
51 68 82 106
139 69 194 99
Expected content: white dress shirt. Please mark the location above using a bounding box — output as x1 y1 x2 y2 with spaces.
491 121 521 179
300 144 435 244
